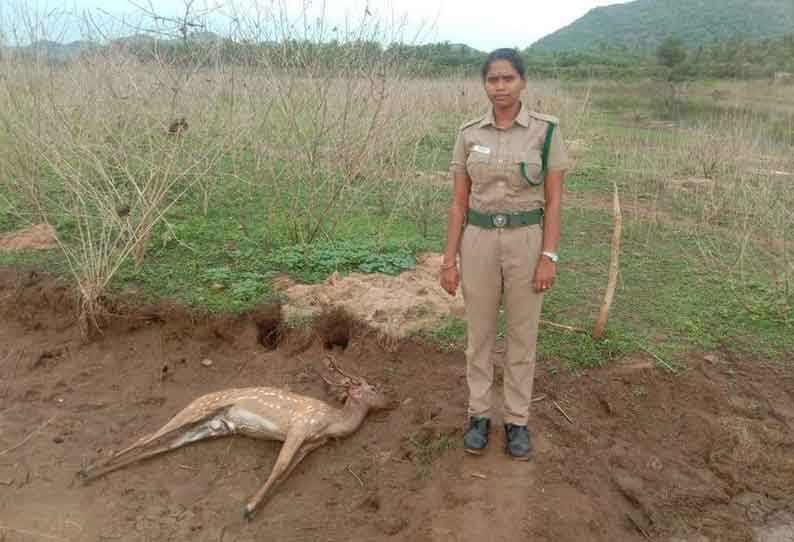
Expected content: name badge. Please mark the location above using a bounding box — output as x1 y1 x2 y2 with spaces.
471 145 491 155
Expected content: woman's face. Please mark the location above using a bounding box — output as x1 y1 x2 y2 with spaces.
484 59 526 110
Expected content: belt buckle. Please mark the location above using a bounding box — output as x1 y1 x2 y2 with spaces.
492 214 507 228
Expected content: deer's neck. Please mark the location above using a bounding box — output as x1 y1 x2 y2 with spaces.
326 400 369 438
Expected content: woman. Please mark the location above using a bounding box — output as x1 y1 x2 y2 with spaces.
440 48 569 460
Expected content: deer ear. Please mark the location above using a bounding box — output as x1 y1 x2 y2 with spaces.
334 388 349 403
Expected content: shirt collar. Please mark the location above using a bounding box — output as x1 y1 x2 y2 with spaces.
478 102 530 129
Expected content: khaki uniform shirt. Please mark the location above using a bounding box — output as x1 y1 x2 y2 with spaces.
450 103 570 214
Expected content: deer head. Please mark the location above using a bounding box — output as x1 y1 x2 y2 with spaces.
319 355 391 410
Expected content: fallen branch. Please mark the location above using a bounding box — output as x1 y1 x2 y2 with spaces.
0 415 56 458
593 182 623 340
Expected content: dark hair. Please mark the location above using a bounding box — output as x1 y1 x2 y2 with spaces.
481 48 526 80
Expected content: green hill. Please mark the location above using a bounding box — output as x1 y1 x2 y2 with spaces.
532 0 794 51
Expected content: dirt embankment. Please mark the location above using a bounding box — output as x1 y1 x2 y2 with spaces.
0 267 793 542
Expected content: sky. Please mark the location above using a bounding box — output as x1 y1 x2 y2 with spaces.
1 0 634 49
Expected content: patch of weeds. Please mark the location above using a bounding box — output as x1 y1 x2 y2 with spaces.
201 266 272 306
565 162 613 194
265 239 418 283
282 311 315 330
408 429 457 477
421 316 467 352
0 249 65 272
538 325 638 369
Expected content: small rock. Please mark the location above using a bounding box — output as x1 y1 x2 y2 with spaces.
647 457 663 471
402 397 413 406
201 359 213 368
53 436 64 444
210 283 225 291
704 354 719 364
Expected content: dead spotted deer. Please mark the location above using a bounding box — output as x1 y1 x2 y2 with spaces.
80 356 390 519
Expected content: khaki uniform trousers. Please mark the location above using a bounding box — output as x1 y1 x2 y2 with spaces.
460 223 544 426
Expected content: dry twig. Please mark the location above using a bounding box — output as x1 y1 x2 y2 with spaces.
635 343 678 374
552 401 574 424
346 465 364 488
626 513 653 540
539 320 588 333
0 525 70 541
0 416 56 458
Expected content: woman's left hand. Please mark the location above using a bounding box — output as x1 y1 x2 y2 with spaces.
533 257 557 293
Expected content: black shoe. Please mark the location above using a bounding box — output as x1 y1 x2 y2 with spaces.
504 424 533 461
463 417 490 455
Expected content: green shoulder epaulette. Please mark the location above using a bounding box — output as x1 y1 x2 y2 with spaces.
520 112 559 186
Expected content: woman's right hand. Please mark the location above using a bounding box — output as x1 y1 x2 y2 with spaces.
440 265 460 296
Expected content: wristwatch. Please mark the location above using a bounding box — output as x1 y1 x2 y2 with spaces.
541 251 559 263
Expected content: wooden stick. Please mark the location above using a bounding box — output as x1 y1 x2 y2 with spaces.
0 416 56 458
552 400 574 424
635 343 678 374
0 525 70 541
346 465 364 487
531 394 547 403
593 182 623 340
626 513 652 540
539 320 588 333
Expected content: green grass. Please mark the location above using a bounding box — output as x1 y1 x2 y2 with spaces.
2 89 791 368
4 162 790 364
420 206 792 367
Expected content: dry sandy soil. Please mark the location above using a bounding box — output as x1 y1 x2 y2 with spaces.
1 267 793 542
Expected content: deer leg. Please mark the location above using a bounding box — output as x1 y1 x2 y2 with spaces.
243 431 308 520
81 415 235 481
264 438 329 497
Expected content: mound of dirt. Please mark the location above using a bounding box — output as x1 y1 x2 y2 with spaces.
1 269 793 542
282 253 465 338
0 224 59 252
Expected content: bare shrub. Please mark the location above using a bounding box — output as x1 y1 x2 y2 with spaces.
0 44 229 333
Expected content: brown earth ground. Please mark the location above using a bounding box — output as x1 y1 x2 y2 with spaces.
1 268 793 542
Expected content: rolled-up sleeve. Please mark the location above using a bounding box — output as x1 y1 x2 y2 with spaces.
450 130 467 176
547 125 570 172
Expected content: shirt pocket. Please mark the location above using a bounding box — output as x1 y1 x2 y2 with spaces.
466 150 491 190
511 150 544 189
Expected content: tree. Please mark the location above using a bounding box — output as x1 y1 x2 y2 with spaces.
656 36 686 67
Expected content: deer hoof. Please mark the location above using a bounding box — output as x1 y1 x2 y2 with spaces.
243 504 256 521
